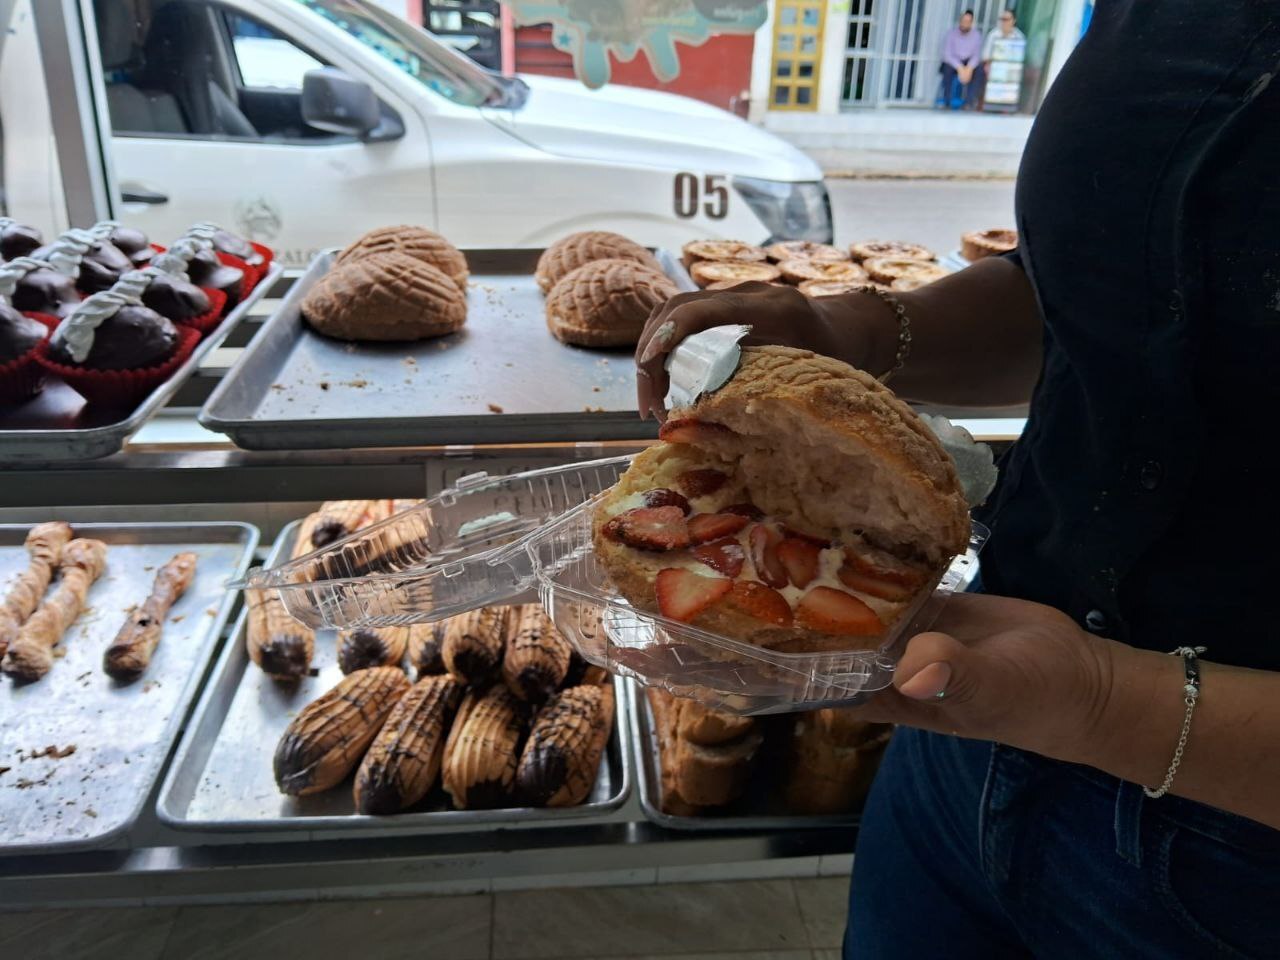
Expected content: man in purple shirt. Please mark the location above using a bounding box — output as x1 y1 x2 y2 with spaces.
939 9 985 109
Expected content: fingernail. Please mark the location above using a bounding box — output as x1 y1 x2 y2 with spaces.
898 661 952 701
639 322 676 363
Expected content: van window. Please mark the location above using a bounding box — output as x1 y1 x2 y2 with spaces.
95 1 343 143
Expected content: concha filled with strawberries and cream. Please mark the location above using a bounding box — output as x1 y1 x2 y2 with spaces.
592 346 971 654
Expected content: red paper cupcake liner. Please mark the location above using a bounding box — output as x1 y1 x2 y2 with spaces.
151 243 167 254
0 313 62 405
217 251 261 296
249 241 275 269
174 287 228 337
34 325 200 409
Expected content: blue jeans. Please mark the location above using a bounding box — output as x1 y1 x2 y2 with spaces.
845 728 1280 958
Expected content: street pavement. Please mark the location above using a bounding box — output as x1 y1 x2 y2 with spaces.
828 178 1016 260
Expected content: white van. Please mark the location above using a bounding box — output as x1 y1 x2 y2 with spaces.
2 0 831 268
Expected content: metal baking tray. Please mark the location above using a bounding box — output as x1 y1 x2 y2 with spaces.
0 521 258 854
628 682 863 832
157 520 633 833
0 263 282 463
199 248 694 451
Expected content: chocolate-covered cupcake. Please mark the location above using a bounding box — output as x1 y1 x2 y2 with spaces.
185 247 244 305
0 257 81 318
193 221 263 267
0 302 46 364
141 271 211 321
49 302 177 371
0 218 43 261
102 224 154 267
33 228 133 294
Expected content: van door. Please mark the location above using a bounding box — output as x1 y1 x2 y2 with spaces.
91 0 435 268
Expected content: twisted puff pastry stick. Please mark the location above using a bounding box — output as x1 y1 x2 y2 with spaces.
0 522 73 659
2 538 107 682
103 551 197 681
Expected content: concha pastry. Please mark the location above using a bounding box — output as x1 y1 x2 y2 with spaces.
545 258 678 348
336 225 469 293
764 241 848 263
848 240 935 263
592 345 969 655
863 258 950 286
776 259 867 285
706 279 785 290
689 260 780 288
535 231 661 293
961 229 1018 262
302 252 467 342
680 240 767 270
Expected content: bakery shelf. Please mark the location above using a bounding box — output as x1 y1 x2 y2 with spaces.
0 262 282 463
198 248 694 451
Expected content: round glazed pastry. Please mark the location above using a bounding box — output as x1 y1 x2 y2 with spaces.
689 260 781 287
0 218 43 261
592 345 969 654
0 257 81 318
536 231 661 293
890 276 931 292
680 239 768 269
49 302 178 371
961 229 1018 262
777 259 868 285
0 302 47 364
336 225 469 293
863 258 950 286
798 279 882 297
544 258 678 348
705 279 785 290
848 240 935 263
301 251 467 341
763 241 848 263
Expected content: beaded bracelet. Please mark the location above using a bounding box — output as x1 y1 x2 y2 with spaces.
1143 645 1206 799
853 285 913 384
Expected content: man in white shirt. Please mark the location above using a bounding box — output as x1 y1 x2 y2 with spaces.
982 9 1026 71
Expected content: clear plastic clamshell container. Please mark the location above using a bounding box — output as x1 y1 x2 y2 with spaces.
523 495 987 715
238 457 633 629
241 456 987 715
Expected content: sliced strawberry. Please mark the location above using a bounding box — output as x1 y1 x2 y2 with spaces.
692 537 745 577
723 502 764 520
748 523 788 589
687 512 750 544
656 568 732 622
796 586 884 636
602 506 690 552
838 564 917 602
658 418 734 446
777 538 821 588
724 581 793 626
843 546 928 588
641 488 691 514
677 468 729 497
782 525 832 548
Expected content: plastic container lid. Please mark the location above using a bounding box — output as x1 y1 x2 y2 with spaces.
236 456 633 629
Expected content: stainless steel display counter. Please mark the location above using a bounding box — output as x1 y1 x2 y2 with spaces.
0 271 1025 907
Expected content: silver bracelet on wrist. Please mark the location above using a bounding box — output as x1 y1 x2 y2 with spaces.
1143 645 1206 800
854 286 913 384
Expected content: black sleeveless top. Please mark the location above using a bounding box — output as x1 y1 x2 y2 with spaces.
975 1 1280 670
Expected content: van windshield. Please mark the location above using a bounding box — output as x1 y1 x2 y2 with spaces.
289 0 512 107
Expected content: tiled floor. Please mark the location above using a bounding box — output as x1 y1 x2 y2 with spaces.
0 876 850 960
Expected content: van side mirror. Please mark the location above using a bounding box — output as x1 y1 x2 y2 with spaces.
301 67 380 138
